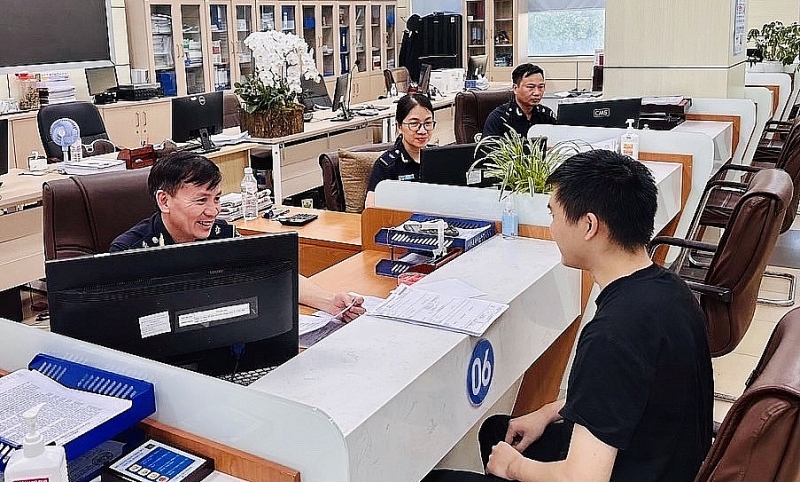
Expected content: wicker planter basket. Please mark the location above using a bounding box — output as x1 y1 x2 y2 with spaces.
239 104 304 138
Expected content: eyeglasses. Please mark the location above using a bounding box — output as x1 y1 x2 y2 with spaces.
401 120 437 132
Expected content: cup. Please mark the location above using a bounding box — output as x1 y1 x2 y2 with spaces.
301 198 313 209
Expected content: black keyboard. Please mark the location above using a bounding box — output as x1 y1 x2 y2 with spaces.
218 366 278 386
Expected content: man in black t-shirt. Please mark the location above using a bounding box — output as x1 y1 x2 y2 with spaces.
423 150 713 482
482 64 556 140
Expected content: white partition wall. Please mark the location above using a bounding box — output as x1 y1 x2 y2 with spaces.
744 87 776 166
746 72 792 120
688 98 756 165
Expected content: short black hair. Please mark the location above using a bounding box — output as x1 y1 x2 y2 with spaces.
395 93 434 123
546 149 657 252
512 64 545 85
148 151 222 201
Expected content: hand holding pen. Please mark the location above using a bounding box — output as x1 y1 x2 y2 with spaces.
331 292 365 322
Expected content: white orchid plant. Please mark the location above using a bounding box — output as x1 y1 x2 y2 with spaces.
234 30 320 113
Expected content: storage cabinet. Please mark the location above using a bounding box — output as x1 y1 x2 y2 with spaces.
98 100 172 148
463 0 515 80
8 113 44 168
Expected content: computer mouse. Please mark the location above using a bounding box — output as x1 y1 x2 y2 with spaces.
377 95 387 100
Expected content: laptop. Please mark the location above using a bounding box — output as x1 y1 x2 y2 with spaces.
556 98 642 129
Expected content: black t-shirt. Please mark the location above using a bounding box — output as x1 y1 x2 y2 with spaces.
482 99 556 139
560 264 713 482
366 136 420 192
109 212 235 252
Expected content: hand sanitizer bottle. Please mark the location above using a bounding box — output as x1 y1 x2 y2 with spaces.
5 403 69 482
501 195 518 238
620 119 640 160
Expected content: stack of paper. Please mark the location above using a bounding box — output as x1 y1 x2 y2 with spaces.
210 131 251 146
62 155 126 175
216 190 273 222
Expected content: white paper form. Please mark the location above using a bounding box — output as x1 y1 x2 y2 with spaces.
0 370 132 446
370 284 508 336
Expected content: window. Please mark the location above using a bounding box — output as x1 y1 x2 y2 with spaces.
527 0 605 57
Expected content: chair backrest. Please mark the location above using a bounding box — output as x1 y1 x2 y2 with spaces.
42 169 156 260
772 116 800 232
383 67 411 94
223 92 240 129
453 89 514 143
702 168 793 357
37 101 110 160
695 306 800 482
318 142 393 211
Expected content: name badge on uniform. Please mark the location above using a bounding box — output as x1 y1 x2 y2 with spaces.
398 174 415 181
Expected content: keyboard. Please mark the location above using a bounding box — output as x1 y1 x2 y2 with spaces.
355 108 379 116
218 365 277 386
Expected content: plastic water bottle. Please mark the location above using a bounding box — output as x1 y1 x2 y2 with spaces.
502 195 518 237
241 166 258 221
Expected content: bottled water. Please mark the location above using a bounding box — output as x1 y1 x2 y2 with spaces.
240 166 258 220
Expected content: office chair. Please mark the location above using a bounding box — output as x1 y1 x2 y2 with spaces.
453 89 514 143
648 168 793 358
383 67 411 94
694 306 800 482
691 115 800 305
37 101 113 162
42 169 156 260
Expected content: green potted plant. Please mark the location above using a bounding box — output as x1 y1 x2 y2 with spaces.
747 21 800 72
469 129 586 198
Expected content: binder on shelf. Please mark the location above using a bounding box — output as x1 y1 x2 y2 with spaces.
0 354 156 470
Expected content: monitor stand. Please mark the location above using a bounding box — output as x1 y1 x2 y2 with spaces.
198 128 220 154
330 105 353 122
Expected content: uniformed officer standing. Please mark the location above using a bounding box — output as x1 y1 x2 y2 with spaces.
482 64 556 140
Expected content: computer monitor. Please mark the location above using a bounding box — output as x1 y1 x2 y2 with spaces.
418 63 432 97
46 233 299 377
556 98 642 129
466 55 488 80
300 75 332 111
331 73 352 121
171 91 223 153
419 142 497 187
85 66 118 96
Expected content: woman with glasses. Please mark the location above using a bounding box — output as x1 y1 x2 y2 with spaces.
365 93 436 208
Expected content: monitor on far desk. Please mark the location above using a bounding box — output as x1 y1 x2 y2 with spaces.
301 75 332 111
46 233 300 378
419 142 498 188
331 73 353 121
171 91 223 153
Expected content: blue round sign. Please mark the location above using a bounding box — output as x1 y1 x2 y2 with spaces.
467 338 494 406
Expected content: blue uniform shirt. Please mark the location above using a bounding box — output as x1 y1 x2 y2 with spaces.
367 137 420 192
482 99 556 139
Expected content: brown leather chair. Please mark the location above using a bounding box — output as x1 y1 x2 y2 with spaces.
453 89 513 144
695 306 800 482
383 67 411 94
42 169 156 260
223 92 241 129
318 142 393 211
649 168 793 357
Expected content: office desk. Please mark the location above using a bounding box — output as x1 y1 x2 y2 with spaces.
234 206 362 276
675 120 734 167
0 169 66 291
203 142 260 195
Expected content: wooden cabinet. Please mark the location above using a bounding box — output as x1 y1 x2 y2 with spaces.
464 0 515 81
98 100 172 148
8 113 44 169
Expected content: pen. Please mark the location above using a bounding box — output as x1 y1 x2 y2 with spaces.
331 299 357 320
272 209 290 218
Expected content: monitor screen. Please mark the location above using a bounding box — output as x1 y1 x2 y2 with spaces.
86 66 118 96
418 63 432 96
419 142 498 187
46 233 299 376
331 73 352 120
556 98 642 129
467 55 488 80
171 91 223 151
301 75 332 111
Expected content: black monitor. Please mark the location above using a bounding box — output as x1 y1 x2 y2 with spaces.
171 91 223 153
466 55 488 80
418 63 432 96
300 75 332 111
331 73 352 121
556 98 642 129
419 142 496 187
85 66 118 96
46 233 299 377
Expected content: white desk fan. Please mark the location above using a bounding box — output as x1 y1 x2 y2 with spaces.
49 118 81 161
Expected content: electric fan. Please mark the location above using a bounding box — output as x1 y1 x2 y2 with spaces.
49 118 81 161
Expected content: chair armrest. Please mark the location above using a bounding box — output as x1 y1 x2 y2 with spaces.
684 280 732 302
715 164 761 176
649 236 718 256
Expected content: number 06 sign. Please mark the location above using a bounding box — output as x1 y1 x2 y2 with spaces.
467 338 494 406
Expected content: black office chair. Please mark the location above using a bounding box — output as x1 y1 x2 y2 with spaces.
37 101 113 162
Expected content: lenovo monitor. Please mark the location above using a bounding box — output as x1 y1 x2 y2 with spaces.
85 66 118 96
171 91 223 152
467 55 488 80
556 98 642 129
418 63 432 97
46 233 299 378
331 73 352 121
